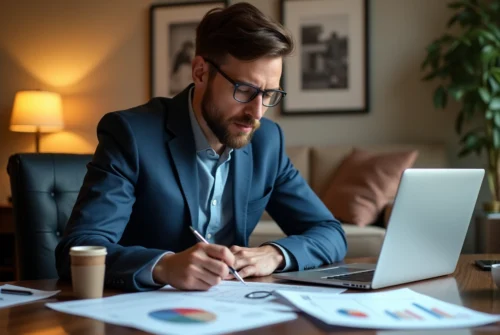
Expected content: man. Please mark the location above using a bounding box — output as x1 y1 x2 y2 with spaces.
55 2 347 292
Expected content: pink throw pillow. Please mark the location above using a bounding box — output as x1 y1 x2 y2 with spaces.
321 148 418 226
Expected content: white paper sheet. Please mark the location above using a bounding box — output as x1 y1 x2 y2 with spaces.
46 290 296 335
0 284 60 309
273 288 500 329
160 280 345 311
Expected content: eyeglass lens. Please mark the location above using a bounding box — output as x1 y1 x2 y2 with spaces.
234 86 283 107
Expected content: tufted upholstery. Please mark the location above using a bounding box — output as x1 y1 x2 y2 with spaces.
7 153 92 280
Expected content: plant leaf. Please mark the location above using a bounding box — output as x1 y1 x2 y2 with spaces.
486 109 494 119
476 29 499 44
479 87 491 103
490 77 500 94
490 97 500 110
494 127 500 149
447 14 460 28
449 85 465 100
495 111 500 127
433 85 448 108
492 68 500 83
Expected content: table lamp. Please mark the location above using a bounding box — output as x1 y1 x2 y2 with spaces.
10 90 64 153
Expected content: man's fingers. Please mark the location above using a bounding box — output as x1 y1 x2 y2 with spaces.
200 256 229 278
189 277 213 291
233 256 252 270
192 244 230 278
229 245 242 253
204 244 235 267
238 265 256 279
187 264 222 288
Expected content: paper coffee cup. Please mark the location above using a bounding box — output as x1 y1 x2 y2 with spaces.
70 246 107 299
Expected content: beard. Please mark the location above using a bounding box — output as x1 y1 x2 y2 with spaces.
201 84 260 149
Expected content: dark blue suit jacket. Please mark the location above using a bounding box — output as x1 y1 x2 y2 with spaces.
55 86 347 291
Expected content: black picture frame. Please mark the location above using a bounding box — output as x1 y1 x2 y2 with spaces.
149 1 229 98
280 0 369 115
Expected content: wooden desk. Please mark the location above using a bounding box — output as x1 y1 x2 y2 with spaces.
1 254 500 334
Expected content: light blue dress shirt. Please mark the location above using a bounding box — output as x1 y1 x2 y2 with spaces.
136 88 295 286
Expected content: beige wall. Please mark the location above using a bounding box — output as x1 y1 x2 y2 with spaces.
0 0 484 205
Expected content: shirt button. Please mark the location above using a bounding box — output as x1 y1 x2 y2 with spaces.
211 199 217 206
207 233 212 239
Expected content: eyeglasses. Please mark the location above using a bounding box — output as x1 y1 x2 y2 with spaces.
244 291 273 299
204 58 286 107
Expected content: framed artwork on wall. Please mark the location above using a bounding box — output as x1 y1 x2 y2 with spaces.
149 1 228 98
280 0 369 115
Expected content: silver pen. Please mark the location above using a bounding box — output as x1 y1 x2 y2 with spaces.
189 226 247 285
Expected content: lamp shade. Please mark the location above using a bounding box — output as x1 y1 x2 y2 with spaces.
10 90 64 133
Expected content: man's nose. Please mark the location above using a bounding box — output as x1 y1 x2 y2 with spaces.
247 94 264 120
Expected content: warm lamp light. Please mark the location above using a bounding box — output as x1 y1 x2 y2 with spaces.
10 90 64 152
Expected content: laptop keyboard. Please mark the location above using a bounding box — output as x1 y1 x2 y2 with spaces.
327 270 375 282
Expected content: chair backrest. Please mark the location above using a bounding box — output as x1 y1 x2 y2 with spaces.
7 153 92 280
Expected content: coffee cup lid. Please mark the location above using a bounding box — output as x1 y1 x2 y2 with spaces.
70 246 107 256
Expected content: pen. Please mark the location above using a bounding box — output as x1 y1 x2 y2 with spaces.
189 226 247 285
0 288 33 296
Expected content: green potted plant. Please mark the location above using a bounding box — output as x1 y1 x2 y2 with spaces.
422 0 500 212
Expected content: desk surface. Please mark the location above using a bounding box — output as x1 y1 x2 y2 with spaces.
1 254 500 334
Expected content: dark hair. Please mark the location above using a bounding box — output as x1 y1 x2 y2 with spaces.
196 2 294 64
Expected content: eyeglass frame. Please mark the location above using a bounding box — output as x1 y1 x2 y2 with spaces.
203 58 287 107
244 291 273 299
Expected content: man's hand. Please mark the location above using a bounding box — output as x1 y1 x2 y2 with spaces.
226 245 285 279
152 243 234 290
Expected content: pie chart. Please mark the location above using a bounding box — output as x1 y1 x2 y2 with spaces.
149 308 217 324
337 309 368 318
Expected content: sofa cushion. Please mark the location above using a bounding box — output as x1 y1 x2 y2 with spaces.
286 146 310 184
321 148 418 227
341 224 386 258
249 220 386 258
310 144 447 196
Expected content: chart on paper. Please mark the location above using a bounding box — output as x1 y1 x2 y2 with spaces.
273 288 500 329
149 308 217 324
46 290 297 335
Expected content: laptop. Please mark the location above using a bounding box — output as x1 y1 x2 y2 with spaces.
273 168 484 290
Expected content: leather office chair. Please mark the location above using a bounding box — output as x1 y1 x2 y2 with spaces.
7 153 92 280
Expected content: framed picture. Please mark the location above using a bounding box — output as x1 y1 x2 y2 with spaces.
280 0 369 115
149 1 229 98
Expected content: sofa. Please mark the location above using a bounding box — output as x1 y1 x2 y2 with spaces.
248 144 448 258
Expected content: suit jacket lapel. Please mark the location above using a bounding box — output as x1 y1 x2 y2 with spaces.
164 85 199 228
233 144 252 246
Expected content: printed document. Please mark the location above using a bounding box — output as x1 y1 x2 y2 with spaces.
46 290 296 335
0 284 60 309
273 288 500 329
161 280 345 310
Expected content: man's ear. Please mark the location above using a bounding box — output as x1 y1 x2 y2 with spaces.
192 56 208 85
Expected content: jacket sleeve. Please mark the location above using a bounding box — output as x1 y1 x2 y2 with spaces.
55 112 166 292
265 123 347 270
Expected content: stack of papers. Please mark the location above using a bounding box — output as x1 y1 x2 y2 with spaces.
273 288 500 329
45 281 345 335
0 284 60 309
47 290 289 335
44 281 500 333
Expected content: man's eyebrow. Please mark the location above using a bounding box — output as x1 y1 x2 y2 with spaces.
233 78 281 91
